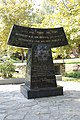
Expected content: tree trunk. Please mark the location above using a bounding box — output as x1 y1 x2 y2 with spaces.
78 44 80 57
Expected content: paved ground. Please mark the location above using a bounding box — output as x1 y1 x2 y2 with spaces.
0 81 80 120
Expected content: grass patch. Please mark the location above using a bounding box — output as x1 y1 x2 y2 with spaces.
63 71 80 78
62 76 80 82
65 62 80 64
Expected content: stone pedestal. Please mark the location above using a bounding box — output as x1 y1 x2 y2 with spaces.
20 45 63 99
21 85 63 99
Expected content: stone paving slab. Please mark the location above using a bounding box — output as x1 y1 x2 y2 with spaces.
0 81 80 120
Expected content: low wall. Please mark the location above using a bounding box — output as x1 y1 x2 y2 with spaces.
0 78 26 85
0 75 62 85
56 75 62 81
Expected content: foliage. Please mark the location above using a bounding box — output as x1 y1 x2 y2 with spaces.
0 0 32 55
63 71 80 78
0 58 15 78
32 0 80 58
65 62 80 64
11 52 22 61
0 0 80 59
62 76 80 82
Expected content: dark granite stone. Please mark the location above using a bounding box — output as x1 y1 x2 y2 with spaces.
8 24 68 48
8 24 68 99
25 44 57 90
20 85 63 99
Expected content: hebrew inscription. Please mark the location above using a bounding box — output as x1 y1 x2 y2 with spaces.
8 24 68 48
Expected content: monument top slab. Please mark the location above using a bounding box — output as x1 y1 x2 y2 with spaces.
8 24 68 48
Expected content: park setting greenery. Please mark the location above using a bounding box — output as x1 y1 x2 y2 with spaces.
64 71 80 78
0 58 15 78
0 0 80 80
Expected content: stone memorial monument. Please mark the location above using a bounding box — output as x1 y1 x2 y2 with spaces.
8 24 68 99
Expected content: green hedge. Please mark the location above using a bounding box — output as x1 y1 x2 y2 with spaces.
64 71 80 78
0 59 15 78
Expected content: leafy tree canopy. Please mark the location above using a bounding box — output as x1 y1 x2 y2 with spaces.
0 0 32 54
0 0 80 58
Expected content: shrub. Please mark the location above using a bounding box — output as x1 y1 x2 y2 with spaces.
0 59 15 78
64 71 80 78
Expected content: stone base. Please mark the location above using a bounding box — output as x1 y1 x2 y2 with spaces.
56 75 62 81
20 85 63 99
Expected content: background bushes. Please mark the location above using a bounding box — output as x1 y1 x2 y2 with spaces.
64 71 80 78
0 58 15 78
